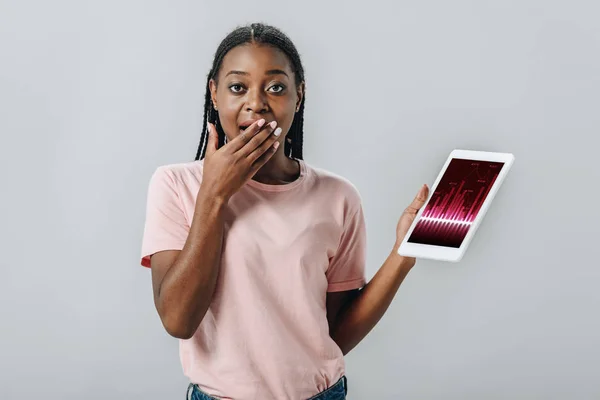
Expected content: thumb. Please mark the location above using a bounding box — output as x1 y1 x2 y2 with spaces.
405 184 429 214
205 123 217 156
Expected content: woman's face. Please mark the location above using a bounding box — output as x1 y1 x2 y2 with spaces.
210 43 304 145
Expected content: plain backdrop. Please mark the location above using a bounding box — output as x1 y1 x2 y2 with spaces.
1 0 599 399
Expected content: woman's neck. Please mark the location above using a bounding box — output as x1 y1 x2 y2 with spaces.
251 154 300 185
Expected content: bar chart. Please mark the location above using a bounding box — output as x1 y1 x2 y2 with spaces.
407 158 505 247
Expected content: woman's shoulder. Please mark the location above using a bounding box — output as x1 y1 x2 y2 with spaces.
149 160 204 184
304 161 362 204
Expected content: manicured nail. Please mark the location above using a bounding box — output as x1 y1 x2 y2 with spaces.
258 119 266 127
270 120 278 129
274 127 282 137
273 141 280 149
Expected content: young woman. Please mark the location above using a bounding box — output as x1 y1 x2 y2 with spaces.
140 22 429 400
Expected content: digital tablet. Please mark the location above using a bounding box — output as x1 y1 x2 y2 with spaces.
397 149 515 262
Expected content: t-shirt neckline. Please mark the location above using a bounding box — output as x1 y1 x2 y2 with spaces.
246 158 306 192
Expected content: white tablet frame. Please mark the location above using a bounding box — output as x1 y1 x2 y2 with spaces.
397 149 515 262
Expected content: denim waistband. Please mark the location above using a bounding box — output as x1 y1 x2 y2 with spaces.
187 375 348 400
306 375 347 400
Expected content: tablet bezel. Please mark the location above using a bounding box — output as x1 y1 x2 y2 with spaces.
397 149 515 262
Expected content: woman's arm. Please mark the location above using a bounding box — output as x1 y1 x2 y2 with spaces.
327 251 414 355
149 120 280 339
150 191 227 339
327 184 429 354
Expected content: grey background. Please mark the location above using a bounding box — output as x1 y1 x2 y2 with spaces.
1 0 599 399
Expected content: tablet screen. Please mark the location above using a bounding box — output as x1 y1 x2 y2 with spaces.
407 158 505 248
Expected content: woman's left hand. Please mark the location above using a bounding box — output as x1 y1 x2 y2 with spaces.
393 184 430 263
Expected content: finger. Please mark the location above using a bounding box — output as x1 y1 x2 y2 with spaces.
247 126 282 163
226 118 266 153
250 140 280 173
205 123 218 157
405 184 429 214
238 120 278 158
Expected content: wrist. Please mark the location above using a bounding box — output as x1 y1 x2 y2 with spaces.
198 182 229 206
196 187 228 213
390 244 416 270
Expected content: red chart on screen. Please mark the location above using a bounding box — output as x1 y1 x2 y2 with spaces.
408 158 505 248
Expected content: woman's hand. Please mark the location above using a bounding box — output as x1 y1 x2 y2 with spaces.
393 184 430 263
200 119 281 202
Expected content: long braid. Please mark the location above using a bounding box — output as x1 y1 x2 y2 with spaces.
285 95 305 159
194 81 212 160
194 23 306 161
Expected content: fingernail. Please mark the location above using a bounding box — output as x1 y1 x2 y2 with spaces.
273 141 280 149
270 120 278 129
274 127 282 137
258 119 266 127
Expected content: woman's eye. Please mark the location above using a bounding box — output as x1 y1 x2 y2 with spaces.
269 84 285 93
229 84 244 93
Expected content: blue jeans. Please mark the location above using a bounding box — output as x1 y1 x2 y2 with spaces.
186 376 348 400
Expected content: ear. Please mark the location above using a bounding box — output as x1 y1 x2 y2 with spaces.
295 81 305 112
209 78 218 110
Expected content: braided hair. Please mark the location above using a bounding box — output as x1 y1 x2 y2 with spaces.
194 23 306 161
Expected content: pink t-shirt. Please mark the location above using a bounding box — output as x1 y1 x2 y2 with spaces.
140 158 366 399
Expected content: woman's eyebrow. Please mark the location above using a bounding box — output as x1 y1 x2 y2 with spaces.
225 69 289 78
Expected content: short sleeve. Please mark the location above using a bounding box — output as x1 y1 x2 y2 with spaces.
140 167 190 268
326 204 367 292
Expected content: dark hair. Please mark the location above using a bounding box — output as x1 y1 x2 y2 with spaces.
194 23 306 161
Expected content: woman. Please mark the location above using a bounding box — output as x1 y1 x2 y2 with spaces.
140 22 428 400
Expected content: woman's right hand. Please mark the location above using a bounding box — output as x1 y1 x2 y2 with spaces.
200 119 282 202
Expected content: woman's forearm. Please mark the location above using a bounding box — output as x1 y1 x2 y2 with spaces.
330 250 415 355
155 188 227 339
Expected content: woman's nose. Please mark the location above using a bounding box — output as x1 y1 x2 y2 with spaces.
245 90 268 113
